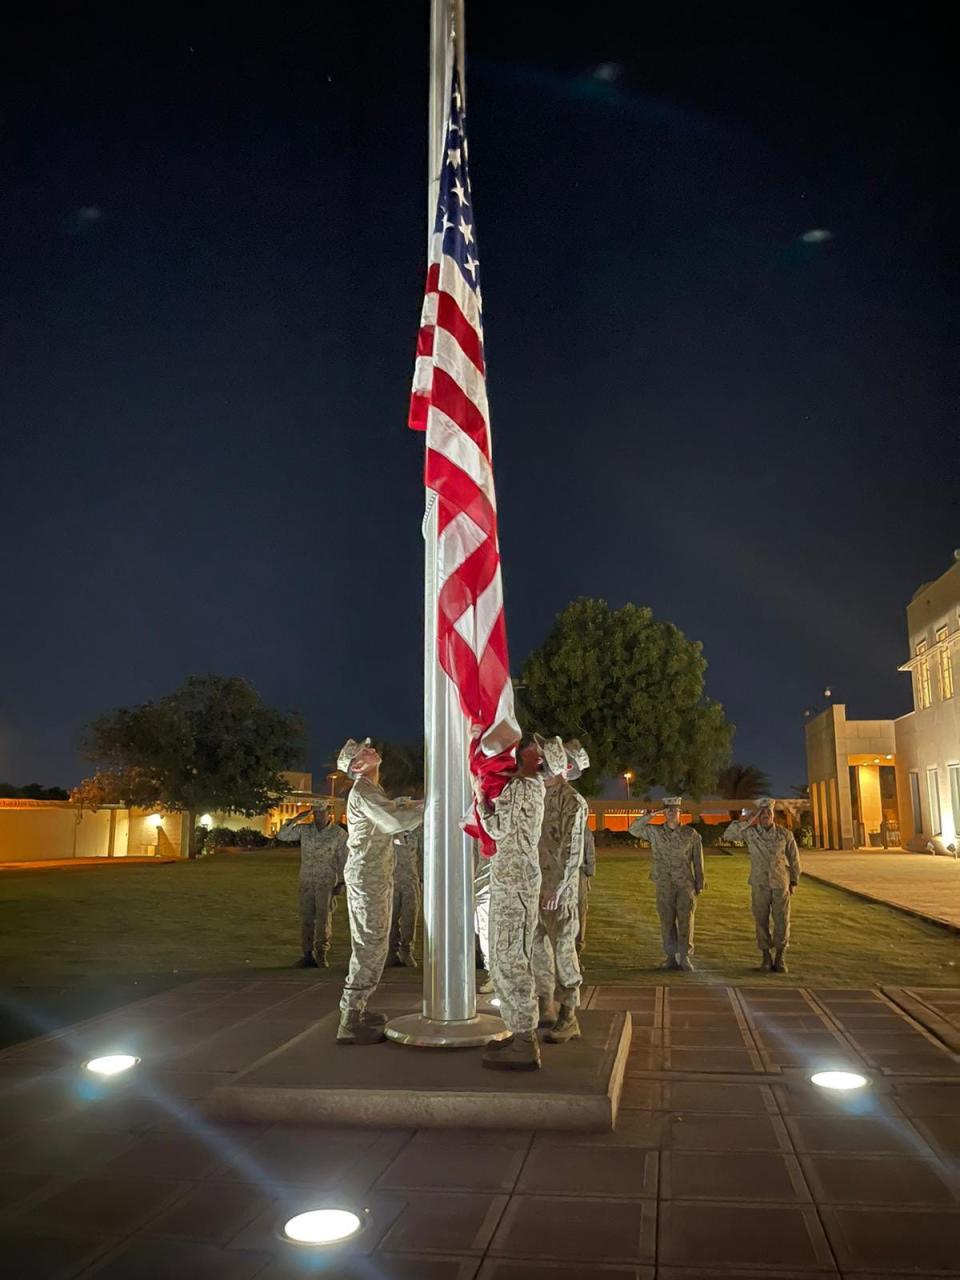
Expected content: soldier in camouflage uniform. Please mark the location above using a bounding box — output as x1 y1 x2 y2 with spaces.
629 796 705 971
388 824 422 967
724 797 801 972
277 803 347 968
335 738 424 1044
476 736 567 1071
532 738 590 1043
474 849 494 993
576 823 596 957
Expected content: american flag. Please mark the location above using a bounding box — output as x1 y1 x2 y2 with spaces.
409 64 520 846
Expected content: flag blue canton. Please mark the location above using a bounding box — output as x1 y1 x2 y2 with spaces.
434 68 481 301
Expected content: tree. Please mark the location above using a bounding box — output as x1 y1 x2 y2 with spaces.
77 675 305 856
715 762 773 799
518 599 733 796
0 782 69 800
378 741 425 796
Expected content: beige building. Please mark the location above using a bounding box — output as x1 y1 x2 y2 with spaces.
805 554 960 850
0 772 340 864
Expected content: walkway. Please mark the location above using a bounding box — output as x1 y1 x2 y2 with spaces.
803 850 960 930
0 975 957 1277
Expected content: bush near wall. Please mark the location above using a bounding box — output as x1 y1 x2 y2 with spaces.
196 825 270 852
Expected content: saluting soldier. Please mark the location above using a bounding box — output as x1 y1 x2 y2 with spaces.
629 796 705 971
724 797 801 973
388 823 422 968
277 802 347 968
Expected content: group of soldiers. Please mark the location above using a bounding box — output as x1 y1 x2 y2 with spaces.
279 739 802 1071
628 798 802 974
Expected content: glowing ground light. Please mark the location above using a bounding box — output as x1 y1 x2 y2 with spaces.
810 1070 869 1091
282 1208 364 1246
490 997 501 1008
83 1054 140 1076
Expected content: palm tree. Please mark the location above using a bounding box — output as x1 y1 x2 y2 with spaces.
715 762 772 800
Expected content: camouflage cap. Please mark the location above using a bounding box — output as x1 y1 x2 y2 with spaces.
337 737 371 775
563 739 590 780
534 733 569 778
662 796 683 809
755 796 775 812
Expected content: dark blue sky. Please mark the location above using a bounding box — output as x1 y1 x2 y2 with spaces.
2 4 955 792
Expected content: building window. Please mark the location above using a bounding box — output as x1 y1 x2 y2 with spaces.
927 768 941 836
915 640 932 710
909 772 923 835
936 626 954 700
949 765 960 842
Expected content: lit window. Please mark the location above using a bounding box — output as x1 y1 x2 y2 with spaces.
936 626 954 700
915 640 932 710
949 765 960 839
927 768 942 836
910 772 923 835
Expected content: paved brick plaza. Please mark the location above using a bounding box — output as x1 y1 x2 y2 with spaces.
0 976 958 1278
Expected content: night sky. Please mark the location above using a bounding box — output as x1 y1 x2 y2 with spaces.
2 4 956 793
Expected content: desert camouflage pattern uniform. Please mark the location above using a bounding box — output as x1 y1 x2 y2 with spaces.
389 827 423 956
532 779 587 1008
576 822 596 955
339 778 423 1015
473 848 491 971
629 814 705 961
478 775 545 1035
277 818 348 958
724 819 801 951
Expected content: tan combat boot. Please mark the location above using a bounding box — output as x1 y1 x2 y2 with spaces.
545 1004 581 1043
477 973 495 994
482 1030 541 1071
336 1009 386 1045
396 945 418 969
537 996 558 1028
759 949 773 971
772 949 788 973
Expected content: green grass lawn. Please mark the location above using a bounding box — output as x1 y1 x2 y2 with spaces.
0 850 955 1046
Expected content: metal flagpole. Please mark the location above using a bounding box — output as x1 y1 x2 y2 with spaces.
386 0 504 1048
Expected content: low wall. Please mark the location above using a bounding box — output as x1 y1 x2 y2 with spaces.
0 802 188 863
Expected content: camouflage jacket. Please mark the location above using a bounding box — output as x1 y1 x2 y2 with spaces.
276 819 347 882
345 778 423 883
538 778 589 906
478 775 545 893
393 827 423 885
724 820 801 890
629 814 705 891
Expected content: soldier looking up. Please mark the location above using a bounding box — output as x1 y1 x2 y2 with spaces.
335 738 424 1045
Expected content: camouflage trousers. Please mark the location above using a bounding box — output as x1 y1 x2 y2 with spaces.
388 875 421 954
339 859 393 1015
655 883 696 960
533 901 582 1008
298 874 341 957
751 885 791 951
575 872 591 955
488 882 539 1035
474 858 492 971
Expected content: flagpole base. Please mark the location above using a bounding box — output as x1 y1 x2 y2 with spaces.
385 1012 509 1049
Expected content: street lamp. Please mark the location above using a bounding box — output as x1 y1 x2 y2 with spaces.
623 771 634 801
